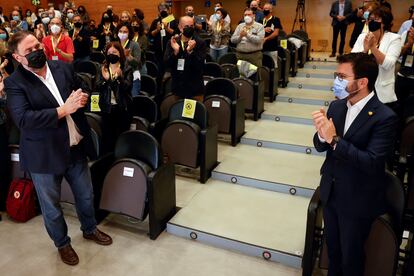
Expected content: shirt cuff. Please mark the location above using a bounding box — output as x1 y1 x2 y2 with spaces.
318 133 326 143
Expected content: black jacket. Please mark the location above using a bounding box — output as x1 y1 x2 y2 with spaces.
69 27 91 60
164 34 206 98
5 61 96 174
329 0 353 26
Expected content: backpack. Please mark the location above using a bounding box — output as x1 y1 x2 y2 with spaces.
6 178 37 222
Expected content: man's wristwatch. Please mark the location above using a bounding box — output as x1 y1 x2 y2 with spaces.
330 135 340 148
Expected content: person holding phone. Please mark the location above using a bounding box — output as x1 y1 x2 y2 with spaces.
4 31 112 266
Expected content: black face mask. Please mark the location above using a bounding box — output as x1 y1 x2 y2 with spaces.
186 12 194 17
25 49 47 69
160 10 168 18
182 26 194 38
78 9 84 14
74 22 82 28
106 54 120 64
263 10 270 16
107 10 113 16
368 20 381 32
251 7 257 12
132 26 140 32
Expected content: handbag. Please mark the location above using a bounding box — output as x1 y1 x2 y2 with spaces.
6 177 37 222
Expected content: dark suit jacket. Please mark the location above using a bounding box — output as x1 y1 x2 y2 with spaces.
5 61 96 174
69 27 91 60
329 0 353 26
314 95 398 218
164 34 206 98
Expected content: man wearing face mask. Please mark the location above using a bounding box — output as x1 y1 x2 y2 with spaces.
69 15 91 63
5 30 112 266
351 6 401 108
164 16 206 100
312 52 398 276
185 5 202 32
208 2 231 26
250 0 264 23
231 8 265 67
10 10 29 33
42 17 74 63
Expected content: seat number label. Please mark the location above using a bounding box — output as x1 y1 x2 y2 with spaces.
123 167 134 177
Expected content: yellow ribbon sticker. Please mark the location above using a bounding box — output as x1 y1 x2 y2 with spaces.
182 99 196 119
280 39 287 50
90 94 101 112
92 40 99 49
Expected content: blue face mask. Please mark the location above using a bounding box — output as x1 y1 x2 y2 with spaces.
363 11 370 20
13 15 20 21
0 33 6 40
333 77 350 99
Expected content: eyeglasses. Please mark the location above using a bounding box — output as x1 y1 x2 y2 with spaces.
334 72 355 81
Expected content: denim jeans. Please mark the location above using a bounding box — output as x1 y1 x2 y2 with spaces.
131 79 141 97
31 157 97 248
209 47 228 62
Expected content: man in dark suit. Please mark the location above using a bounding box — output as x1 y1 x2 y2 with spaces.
4 31 112 266
69 14 91 63
164 15 206 101
312 52 398 276
329 0 353 57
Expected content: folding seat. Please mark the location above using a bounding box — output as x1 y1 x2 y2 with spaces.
130 95 158 133
262 53 279 102
287 40 299 77
74 60 99 90
395 117 414 182
140 74 158 96
221 63 239 79
204 78 245 146
95 130 176 239
160 93 179 119
161 100 218 183
290 30 310 68
204 62 223 78
302 171 405 276
203 76 214 87
76 72 94 92
146 61 159 79
205 52 213 63
145 51 156 63
276 45 291 87
90 51 106 64
218 52 238 65
233 69 265 121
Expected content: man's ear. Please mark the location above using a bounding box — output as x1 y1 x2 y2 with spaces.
12 53 21 63
359 77 369 89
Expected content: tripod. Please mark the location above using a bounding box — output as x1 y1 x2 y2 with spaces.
292 0 306 32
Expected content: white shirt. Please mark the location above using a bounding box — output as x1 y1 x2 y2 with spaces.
339 3 345 17
319 92 375 143
31 64 83 146
398 19 413 36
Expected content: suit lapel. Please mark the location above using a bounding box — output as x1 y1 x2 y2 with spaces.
333 100 348 137
344 95 380 140
48 61 70 102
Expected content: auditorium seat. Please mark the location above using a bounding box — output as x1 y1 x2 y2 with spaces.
146 60 160 79
89 51 106 64
140 74 158 96
130 95 159 133
204 62 223 78
161 100 218 183
262 53 280 102
94 130 176 239
221 63 239 79
204 78 245 146
218 52 238 65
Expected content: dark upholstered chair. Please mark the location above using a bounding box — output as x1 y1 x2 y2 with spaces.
130 95 158 132
218 52 238 65
204 78 245 146
221 63 239 79
276 45 291 87
161 100 218 183
262 53 280 102
141 74 158 96
204 62 223 78
96 130 176 239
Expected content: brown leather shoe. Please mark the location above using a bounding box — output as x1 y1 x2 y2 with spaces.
83 228 112 246
58 244 79 266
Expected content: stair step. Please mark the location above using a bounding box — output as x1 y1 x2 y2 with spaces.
262 101 326 125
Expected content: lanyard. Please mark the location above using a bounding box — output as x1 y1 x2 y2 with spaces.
216 22 222 32
108 64 120 80
133 34 139 42
263 16 272 27
52 34 62 54
72 28 80 40
122 39 129 49
180 40 186 51
104 24 111 33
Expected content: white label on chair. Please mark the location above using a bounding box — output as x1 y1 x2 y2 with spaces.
130 124 137 130
123 167 134 177
11 153 20 162
212 101 220 108
203 80 208 86
403 230 410 239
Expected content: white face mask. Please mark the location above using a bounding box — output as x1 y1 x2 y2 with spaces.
244 15 253 24
118 32 128 41
67 12 74 19
50 24 61 34
216 13 222 20
42 17 50 24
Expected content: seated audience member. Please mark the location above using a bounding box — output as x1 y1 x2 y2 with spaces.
42 17 74 63
261 3 282 59
208 2 231 26
116 23 141 96
231 8 265 67
208 8 231 62
97 42 133 153
185 5 202 31
69 15 91 63
10 10 29 33
120 11 132 25
134 9 149 35
398 7 414 35
131 16 148 75
351 6 401 108
149 2 179 75
164 16 206 101
96 11 115 51
250 0 264 23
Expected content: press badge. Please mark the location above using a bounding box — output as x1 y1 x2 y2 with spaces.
92 40 99 49
52 55 59 60
404 55 413 67
160 29 166 37
177 59 185 71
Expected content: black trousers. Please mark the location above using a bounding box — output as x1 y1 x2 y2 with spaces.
332 23 348 55
0 124 10 211
323 202 374 276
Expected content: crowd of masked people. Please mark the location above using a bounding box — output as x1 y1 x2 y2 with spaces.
0 0 413 203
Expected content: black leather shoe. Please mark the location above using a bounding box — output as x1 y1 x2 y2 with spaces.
58 244 79 266
329 53 336 57
83 228 113 246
